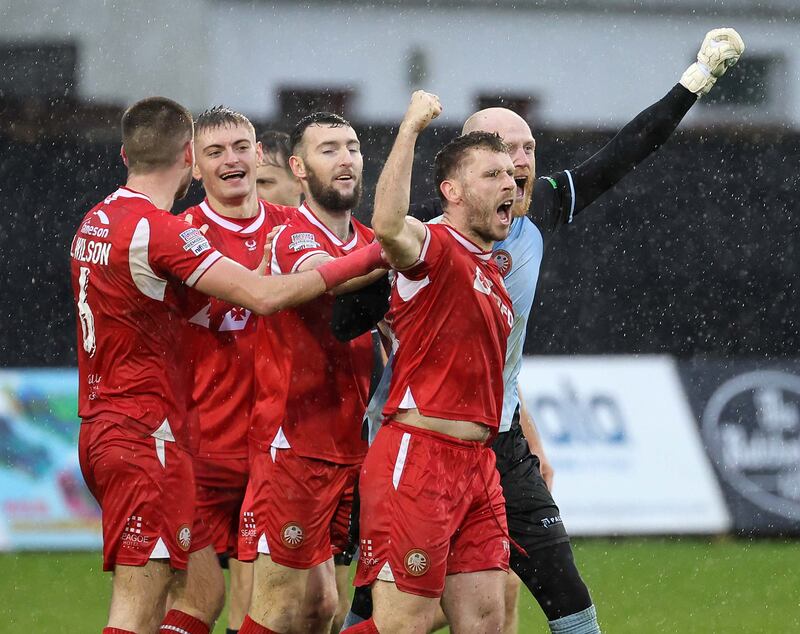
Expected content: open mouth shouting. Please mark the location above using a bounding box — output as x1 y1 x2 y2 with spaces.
496 198 514 225
514 176 528 201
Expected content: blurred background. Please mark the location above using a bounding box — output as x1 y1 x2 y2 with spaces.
1 0 799 631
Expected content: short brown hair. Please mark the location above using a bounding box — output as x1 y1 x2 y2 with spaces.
433 131 509 203
195 105 256 140
289 112 351 155
121 97 193 173
259 130 293 172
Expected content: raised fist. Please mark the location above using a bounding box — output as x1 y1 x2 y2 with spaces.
680 27 745 97
402 90 442 134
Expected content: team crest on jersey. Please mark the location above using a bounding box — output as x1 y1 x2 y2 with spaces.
176 524 192 551
245 238 258 251
179 227 212 256
281 522 304 548
494 250 512 277
404 549 430 576
289 232 320 252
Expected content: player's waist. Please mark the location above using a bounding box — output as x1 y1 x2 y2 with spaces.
391 409 490 442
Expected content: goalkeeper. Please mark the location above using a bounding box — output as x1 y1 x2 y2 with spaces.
337 28 744 634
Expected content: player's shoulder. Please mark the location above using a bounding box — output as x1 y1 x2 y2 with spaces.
260 199 298 227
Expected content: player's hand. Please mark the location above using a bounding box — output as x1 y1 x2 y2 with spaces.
680 27 745 96
257 224 283 276
400 90 442 134
183 213 209 235
538 451 555 491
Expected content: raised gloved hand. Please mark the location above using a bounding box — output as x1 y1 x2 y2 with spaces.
680 27 745 97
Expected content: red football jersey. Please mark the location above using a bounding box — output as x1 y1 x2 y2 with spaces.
250 203 374 464
383 224 513 432
180 199 295 461
70 187 223 448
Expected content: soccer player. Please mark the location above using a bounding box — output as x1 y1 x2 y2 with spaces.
341 91 517 634
256 130 303 207
166 107 298 634
341 27 745 634
71 97 384 634
238 113 384 634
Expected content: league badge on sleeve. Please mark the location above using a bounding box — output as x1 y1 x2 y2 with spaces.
179 227 212 256
289 232 320 252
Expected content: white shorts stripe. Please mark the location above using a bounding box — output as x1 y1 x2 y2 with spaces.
392 432 411 490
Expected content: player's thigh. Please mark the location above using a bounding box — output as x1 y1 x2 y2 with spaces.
171 544 225 616
372 580 439 634
108 560 174 629
250 552 311 621
441 570 507 634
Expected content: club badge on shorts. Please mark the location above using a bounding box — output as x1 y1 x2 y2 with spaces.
176 524 192 551
404 548 430 576
281 522 304 548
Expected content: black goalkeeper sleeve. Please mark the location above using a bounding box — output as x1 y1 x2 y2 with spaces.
570 83 698 215
330 273 391 342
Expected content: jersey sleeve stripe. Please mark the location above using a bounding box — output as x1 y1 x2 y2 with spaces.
129 218 168 301
290 250 329 273
186 251 223 287
565 169 576 223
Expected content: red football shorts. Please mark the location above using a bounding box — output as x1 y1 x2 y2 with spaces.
354 422 510 598
193 457 248 558
78 420 196 571
237 446 358 568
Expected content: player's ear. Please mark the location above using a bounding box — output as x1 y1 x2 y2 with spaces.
255 141 264 166
289 154 306 179
440 179 461 205
120 145 129 168
192 161 202 181
182 139 194 168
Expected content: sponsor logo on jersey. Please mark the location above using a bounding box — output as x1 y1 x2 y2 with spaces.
177 524 192 551
359 537 380 566
179 227 212 256
404 548 430 576
494 250 512 277
81 222 109 238
240 511 257 543
281 522 304 548
473 267 493 295
289 232 320 252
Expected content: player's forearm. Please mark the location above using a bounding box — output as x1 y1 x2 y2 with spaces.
570 84 697 214
371 125 419 243
329 267 387 296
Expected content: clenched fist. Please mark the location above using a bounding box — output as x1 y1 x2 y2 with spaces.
401 90 443 134
680 27 745 97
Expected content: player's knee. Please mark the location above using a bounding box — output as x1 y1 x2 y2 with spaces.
302 577 339 625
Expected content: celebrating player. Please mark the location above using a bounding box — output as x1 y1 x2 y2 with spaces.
341 91 516 634
239 113 384 634
256 130 303 207
71 97 384 634
340 27 745 634
166 107 298 634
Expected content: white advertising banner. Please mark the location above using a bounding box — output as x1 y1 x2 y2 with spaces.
518 355 731 535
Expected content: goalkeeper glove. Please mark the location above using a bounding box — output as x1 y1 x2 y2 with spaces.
680 27 745 97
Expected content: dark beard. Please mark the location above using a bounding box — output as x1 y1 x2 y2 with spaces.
306 165 362 212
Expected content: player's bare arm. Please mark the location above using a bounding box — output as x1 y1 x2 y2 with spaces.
195 246 381 315
372 90 442 270
518 385 554 491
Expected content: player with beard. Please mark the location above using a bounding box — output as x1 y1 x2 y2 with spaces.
340 27 745 634
256 131 303 207
239 113 384 634
71 97 385 634
342 91 516 634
